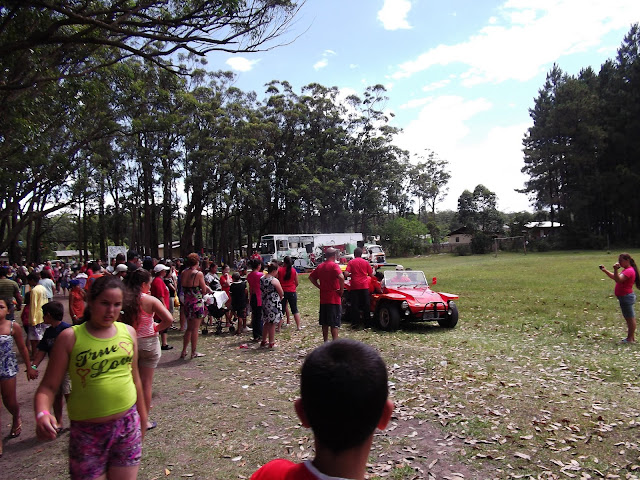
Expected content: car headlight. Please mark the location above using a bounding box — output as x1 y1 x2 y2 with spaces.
401 301 409 310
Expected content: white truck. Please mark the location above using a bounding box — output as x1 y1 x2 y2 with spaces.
258 233 364 269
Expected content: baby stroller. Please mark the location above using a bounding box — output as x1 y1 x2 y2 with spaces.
202 291 235 335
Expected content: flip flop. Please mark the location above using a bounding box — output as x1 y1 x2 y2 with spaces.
9 418 22 438
191 352 205 358
147 421 157 430
180 351 187 359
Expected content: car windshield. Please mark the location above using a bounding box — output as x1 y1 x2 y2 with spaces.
383 270 428 286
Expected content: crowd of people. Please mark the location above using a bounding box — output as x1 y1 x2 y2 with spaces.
0 246 390 477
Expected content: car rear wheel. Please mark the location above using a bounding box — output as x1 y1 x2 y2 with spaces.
438 301 458 328
377 303 401 331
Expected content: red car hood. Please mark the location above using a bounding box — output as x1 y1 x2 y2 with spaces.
383 286 458 303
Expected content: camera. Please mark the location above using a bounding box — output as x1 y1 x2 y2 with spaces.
599 265 605 270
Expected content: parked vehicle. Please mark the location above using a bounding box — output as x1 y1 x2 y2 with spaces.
258 233 363 269
362 243 386 264
343 269 459 330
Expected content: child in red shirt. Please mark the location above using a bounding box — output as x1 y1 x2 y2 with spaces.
251 340 394 480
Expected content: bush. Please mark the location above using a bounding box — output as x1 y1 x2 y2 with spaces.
455 245 472 256
471 232 492 254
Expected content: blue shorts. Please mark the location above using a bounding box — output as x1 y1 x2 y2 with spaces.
618 293 636 319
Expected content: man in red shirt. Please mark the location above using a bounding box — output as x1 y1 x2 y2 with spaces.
309 248 344 342
344 247 373 328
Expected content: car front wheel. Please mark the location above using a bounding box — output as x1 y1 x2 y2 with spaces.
438 301 458 328
377 303 401 331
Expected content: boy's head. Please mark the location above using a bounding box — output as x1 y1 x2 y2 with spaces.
232 272 241 282
296 339 391 453
42 301 64 324
27 272 40 287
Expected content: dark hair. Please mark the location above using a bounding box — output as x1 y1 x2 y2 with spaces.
354 247 363 257
250 258 262 271
283 256 293 281
122 268 151 328
142 257 154 272
232 272 241 282
27 272 40 283
127 249 139 261
620 253 640 289
266 263 278 274
83 275 126 325
40 269 52 279
42 301 64 322
0 266 8 277
375 271 384 281
0 297 10 309
115 253 125 263
300 339 388 453
89 261 100 273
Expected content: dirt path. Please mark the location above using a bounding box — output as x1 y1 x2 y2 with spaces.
2 293 487 479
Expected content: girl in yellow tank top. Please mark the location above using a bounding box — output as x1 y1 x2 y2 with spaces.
34 275 147 480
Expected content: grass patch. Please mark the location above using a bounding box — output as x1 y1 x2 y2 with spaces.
7 250 640 479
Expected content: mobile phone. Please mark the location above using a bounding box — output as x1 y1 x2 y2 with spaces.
599 265 604 270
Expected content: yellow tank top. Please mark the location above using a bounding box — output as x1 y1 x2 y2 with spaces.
67 321 137 421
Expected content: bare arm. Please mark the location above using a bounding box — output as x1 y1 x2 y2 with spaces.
35 328 73 440
146 296 174 332
309 272 320 289
198 271 213 294
14 284 23 310
338 273 345 297
603 263 627 283
13 324 36 379
127 324 148 440
273 278 284 299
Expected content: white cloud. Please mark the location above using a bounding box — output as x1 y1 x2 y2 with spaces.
226 57 259 72
391 0 640 84
378 0 413 30
314 59 329 70
313 50 336 70
399 98 430 109
422 79 451 92
397 96 493 152
393 96 531 212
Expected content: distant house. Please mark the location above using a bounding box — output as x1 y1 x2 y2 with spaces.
447 227 474 245
54 250 91 261
158 241 181 259
524 221 563 239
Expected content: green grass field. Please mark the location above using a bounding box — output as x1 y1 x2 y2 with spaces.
9 250 640 479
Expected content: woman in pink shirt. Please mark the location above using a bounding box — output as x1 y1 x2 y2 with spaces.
124 269 174 430
601 253 640 343
247 258 263 341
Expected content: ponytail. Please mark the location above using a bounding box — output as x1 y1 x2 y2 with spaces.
631 258 640 290
284 256 292 281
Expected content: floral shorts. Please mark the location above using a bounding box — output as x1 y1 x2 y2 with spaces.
69 405 142 479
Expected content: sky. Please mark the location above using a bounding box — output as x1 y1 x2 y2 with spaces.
207 0 640 213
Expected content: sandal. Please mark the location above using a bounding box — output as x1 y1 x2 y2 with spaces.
180 351 187 359
191 352 205 358
10 417 22 438
268 342 277 349
259 340 268 348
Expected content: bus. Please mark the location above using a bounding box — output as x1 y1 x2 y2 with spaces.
258 233 364 269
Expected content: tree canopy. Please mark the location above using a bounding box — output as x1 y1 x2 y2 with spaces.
521 23 640 247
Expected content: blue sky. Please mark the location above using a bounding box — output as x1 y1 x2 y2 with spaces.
207 0 640 213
